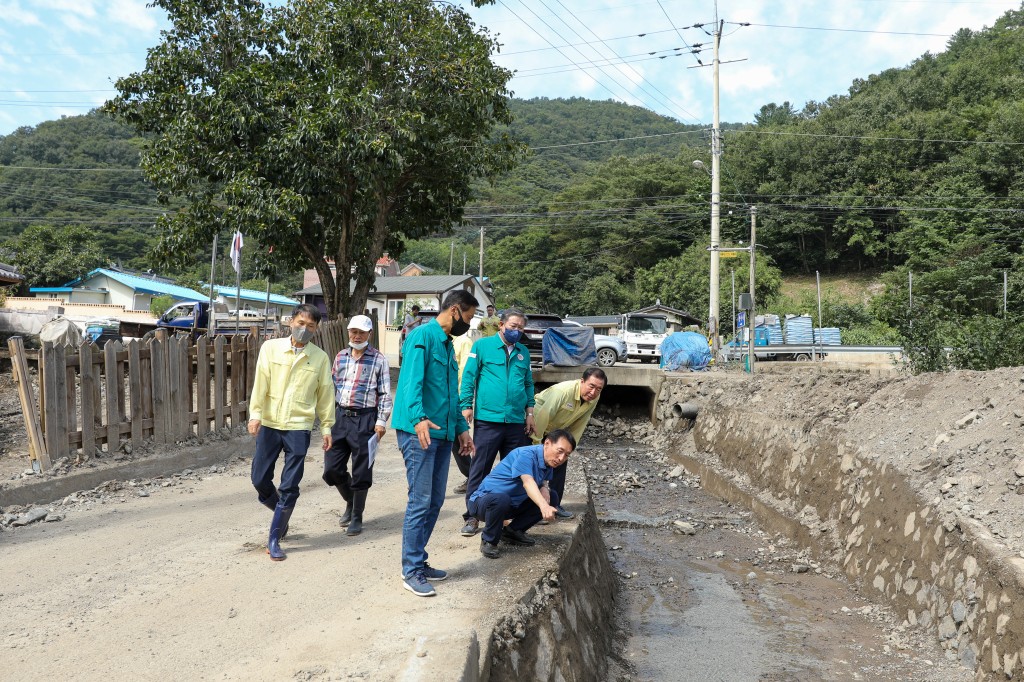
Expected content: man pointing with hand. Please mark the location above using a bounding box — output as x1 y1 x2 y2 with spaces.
392 290 479 597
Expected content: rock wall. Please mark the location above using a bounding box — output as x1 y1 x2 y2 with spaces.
484 497 617 682
668 375 1024 680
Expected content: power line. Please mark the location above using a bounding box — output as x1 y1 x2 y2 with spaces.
515 46 692 75
0 164 144 172
727 129 1024 146
732 21 951 38
530 128 705 150
546 0 703 123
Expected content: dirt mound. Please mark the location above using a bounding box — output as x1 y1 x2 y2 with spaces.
710 366 1024 555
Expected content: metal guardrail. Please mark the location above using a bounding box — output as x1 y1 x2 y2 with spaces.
723 344 903 360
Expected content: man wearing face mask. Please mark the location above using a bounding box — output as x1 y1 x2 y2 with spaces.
457 309 535 538
392 289 478 597
248 304 335 561
322 315 392 536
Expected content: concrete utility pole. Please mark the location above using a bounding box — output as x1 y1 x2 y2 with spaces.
479 227 484 283
708 17 724 358
747 206 756 375
449 240 455 276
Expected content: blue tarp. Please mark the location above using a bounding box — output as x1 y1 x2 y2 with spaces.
659 331 712 371
542 326 598 366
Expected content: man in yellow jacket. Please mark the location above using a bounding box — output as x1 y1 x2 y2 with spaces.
530 367 606 518
248 304 336 561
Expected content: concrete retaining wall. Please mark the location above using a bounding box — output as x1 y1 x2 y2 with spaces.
681 388 1024 680
483 497 617 682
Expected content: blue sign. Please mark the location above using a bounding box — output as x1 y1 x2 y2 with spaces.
737 311 746 328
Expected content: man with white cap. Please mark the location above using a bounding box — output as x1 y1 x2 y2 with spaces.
322 314 393 536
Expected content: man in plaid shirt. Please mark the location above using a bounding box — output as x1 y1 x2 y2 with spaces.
322 315 393 536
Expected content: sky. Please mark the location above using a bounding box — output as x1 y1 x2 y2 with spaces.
0 0 1021 135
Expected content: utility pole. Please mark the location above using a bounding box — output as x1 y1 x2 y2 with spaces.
815 270 822 362
1004 270 1008 315
207 233 218 335
449 240 455 276
463 251 467 275
708 16 723 358
479 227 485 282
747 206 756 375
731 268 736 337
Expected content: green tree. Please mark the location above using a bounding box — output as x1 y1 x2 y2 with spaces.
150 294 176 317
635 240 783 327
106 0 522 317
8 224 103 289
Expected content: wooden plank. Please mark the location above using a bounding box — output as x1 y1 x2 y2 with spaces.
104 341 121 453
195 335 209 438
65 359 77 437
185 337 196 432
141 343 154 440
128 340 143 448
246 330 258 399
8 337 49 470
176 335 191 438
229 334 242 428
167 336 181 441
80 341 96 457
150 336 167 444
213 335 226 430
52 343 70 459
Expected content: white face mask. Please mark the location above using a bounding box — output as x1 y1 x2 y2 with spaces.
349 340 368 350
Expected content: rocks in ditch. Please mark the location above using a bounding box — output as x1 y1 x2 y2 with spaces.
672 521 696 536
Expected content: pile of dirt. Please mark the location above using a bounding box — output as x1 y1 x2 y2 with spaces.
705 366 1024 555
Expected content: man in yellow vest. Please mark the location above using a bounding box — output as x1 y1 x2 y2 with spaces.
529 367 607 518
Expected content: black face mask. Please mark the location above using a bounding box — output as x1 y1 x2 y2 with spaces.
450 308 471 337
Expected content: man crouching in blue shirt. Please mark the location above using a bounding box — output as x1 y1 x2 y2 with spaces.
467 429 576 559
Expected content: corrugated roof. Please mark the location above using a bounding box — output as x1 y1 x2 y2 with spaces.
297 274 476 297
63 268 208 301
565 315 620 325
212 285 298 307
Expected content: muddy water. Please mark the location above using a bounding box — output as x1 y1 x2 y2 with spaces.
583 440 971 682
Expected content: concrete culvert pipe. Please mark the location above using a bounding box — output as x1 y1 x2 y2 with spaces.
672 402 700 419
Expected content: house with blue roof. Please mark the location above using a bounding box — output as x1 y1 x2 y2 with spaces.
208 285 299 319
30 267 209 311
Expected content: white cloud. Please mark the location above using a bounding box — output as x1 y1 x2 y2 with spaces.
106 0 159 33
31 0 96 17
1 1 42 26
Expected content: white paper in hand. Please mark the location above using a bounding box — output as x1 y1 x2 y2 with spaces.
368 433 379 468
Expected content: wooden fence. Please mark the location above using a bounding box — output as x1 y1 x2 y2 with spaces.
9 315 360 471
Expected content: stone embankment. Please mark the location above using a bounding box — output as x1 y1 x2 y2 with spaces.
658 368 1024 680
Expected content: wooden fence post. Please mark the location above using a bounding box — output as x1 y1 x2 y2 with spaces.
104 341 121 453
41 342 70 463
213 335 226 430
8 337 49 471
150 335 168 444
80 341 97 457
127 340 144 449
196 335 210 438
229 333 242 428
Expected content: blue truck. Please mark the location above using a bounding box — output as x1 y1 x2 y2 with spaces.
724 326 819 362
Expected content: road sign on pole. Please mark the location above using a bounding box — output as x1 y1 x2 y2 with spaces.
737 311 746 328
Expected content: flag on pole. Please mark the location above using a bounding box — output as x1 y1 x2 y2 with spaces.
229 231 244 275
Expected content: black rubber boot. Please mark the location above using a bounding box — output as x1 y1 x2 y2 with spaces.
339 501 353 527
268 505 294 561
346 490 367 536
336 480 353 526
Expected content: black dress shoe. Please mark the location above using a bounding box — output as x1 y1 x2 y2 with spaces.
501 528 536 546
480 539 500 559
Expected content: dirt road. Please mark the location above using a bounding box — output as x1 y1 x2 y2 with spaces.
1 433 575 681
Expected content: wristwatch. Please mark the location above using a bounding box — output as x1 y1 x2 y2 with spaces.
417 416 429 424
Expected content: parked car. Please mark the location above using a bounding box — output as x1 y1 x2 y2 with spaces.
520 313 570 355
594 334 626 367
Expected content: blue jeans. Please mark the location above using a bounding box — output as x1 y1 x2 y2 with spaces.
463 421 530 521
251 426 311 508
398 430 453 577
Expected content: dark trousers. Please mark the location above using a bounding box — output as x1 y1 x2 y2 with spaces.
251 426 311 509
463 421 530 521
452 441 471 478
468 489 561 544
323 407 377 491
551 461 568 500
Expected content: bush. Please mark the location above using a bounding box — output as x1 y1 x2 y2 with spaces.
150 295 176 317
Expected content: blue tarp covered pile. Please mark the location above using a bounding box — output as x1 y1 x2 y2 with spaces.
542 326 598 366
659 331 712 371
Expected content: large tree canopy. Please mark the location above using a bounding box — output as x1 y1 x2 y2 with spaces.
106 0 522 316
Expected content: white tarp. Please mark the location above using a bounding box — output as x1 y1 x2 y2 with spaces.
39 316 82 347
